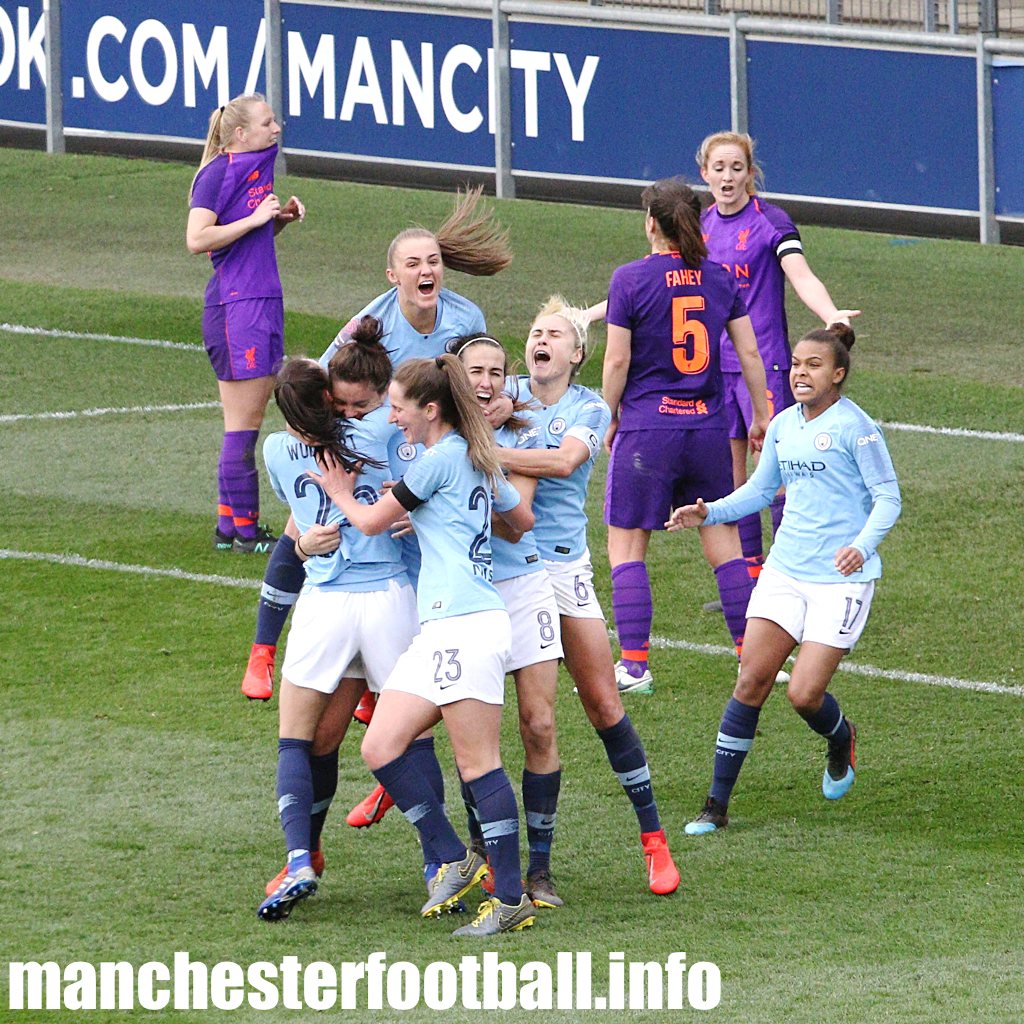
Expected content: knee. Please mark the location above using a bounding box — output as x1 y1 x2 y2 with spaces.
786 685 819 717
734 666 772 706
519 705 557 756
584 692 625 731
360 729 394 772
312 717 345 757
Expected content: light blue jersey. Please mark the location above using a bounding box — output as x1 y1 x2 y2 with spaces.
264 407 408 591
387 430 425 585
492 410 545 583
319 287 485 369
510 377 611 562
395 431 519 622
703 397 901 582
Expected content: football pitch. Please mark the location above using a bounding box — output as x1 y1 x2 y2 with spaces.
1 148 1022 1021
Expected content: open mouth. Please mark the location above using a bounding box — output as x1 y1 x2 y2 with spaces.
475 389 492 406
417 279 435 297
532 349 551 366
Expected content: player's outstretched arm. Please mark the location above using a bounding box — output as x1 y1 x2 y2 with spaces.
780 251 860 326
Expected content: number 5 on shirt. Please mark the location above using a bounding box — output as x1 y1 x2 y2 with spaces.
672 296 710 374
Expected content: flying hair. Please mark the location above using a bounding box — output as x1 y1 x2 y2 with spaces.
387 185 512 277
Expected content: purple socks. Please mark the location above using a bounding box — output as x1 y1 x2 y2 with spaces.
714 558 755 655
737 513 764 562
220 429 260 540
611 560 652 670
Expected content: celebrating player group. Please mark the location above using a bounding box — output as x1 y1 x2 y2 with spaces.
187 96 900 937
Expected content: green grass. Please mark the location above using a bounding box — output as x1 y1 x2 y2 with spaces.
1 147 1023 1022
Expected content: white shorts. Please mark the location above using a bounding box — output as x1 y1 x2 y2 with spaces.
282 580 419 694
544 551 606 621
343 653 366 680
746 565 876 650
496 570 563 672
383 610 512 707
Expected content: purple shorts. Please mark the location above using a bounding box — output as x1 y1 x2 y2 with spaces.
203 297 285 381
723 368 794 440
604 427 734 530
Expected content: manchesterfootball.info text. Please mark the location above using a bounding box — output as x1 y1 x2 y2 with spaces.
8 951 721 1012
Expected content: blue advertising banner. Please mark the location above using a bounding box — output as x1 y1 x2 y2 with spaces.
0 0 45 126
280 8 729 180
992 60 1024 217
60 0 264 139
280 4 492 166
747 41 977 211
507 22 729 182
0 0 1018 224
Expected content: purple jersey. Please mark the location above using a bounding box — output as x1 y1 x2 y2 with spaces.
701 197 802 373
190 145 283 307
606 252 747 431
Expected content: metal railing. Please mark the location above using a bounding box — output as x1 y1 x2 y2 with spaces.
31 0 1024 243
584 0 1017 34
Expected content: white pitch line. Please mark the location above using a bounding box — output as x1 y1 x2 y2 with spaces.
0 322 202 352
0 401 221 424
0 550 258 590
1 548 1019 698
645 633 1023 697
880 420 1024 444
4 322 1023 445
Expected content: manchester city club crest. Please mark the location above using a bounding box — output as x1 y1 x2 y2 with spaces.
549 417 566 435
814 432 833 451
397 442 417 461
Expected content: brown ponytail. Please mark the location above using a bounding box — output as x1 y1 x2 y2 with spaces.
641 177 706 269
274 359 377 468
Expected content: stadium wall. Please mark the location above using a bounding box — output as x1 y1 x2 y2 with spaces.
1 0 1023 243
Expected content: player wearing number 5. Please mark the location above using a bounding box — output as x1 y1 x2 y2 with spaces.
667 323 900 834
602 177 770 694
311 355 538 937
